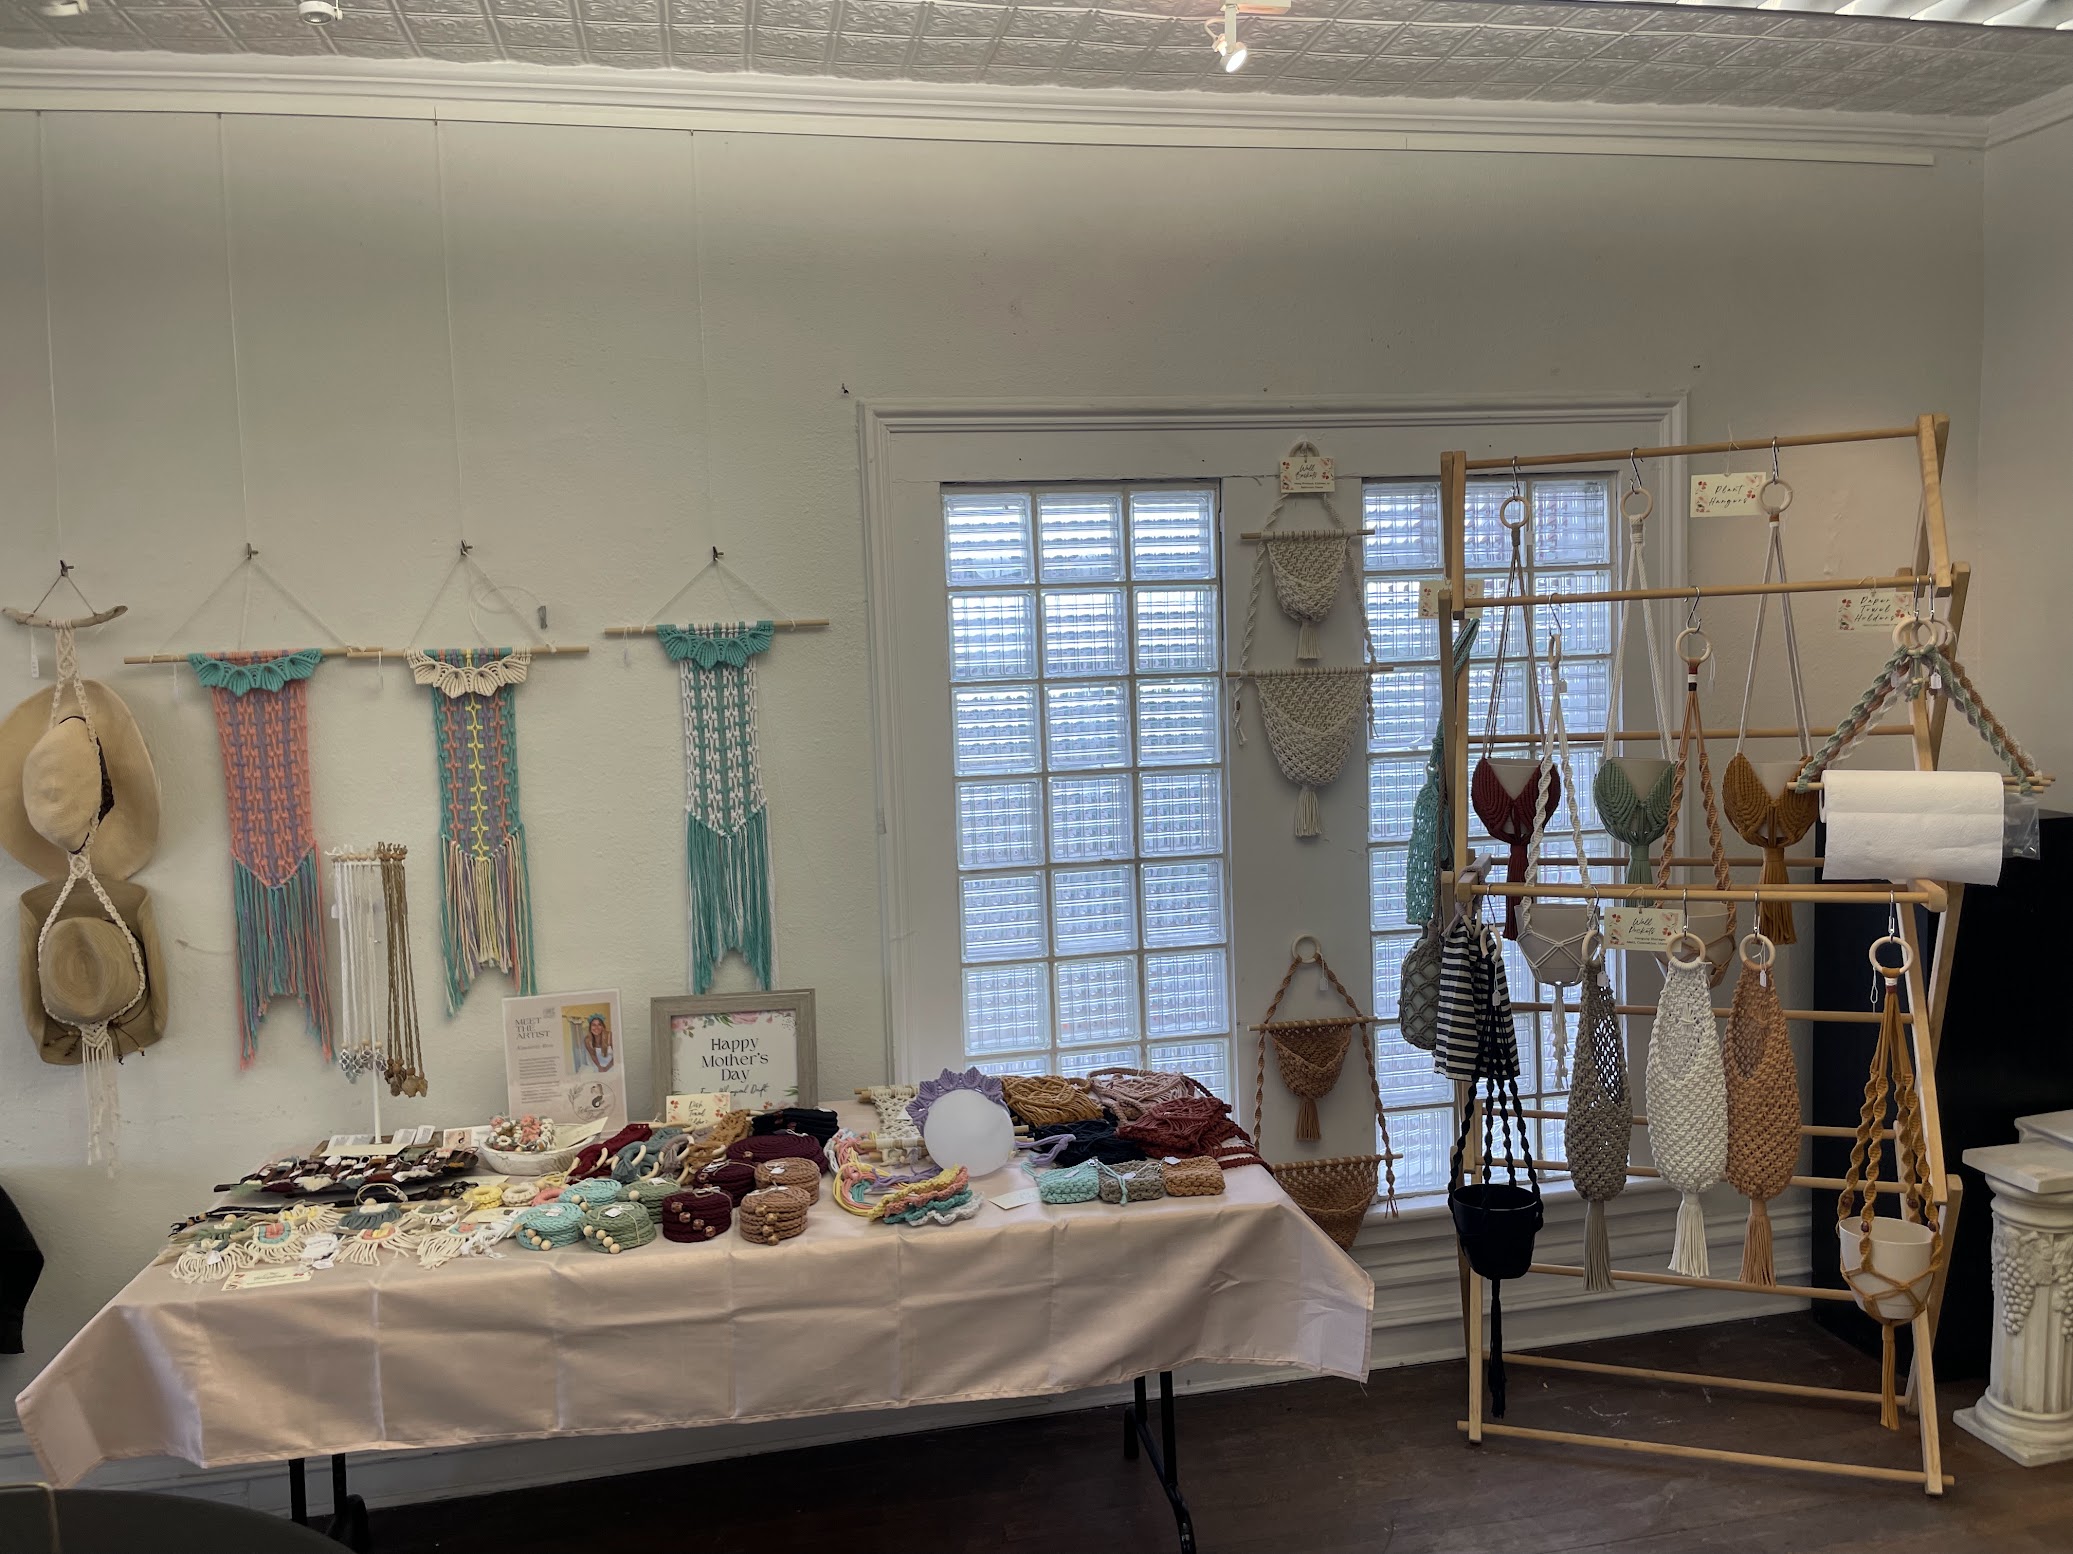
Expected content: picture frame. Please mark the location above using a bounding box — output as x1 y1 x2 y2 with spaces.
651 989 817 1115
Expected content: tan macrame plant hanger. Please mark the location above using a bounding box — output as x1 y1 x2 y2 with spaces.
1657 619 1737 986
1724 930 1798 1284
1256 938 1398 1238
1721 469 1818 945
1840 932 1944 1430
1245 445 1358 663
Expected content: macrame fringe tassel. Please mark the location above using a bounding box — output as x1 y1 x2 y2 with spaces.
1582 1199 1614 1293
1488 1281 1508 1419
1740 1196 1775 1286
1295 785 1321 838
1625 850 1654 886
1294 1096 1321 1144
232 851 333 1066
688 808 773 995
1670 1192 1710 1278
1755 845 1797 944
1880 1325 1900 1431
1297 619 1319 662
438 827 536 1013
83 1031 119 1173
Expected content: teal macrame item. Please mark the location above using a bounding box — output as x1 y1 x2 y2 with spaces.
190 647 322 697
1593 759 1677 884
1404 619 1481 925
661 623 776 993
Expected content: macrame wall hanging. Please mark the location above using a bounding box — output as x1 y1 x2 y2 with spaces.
410 647 537 1011
1723 931 1797 1285
1721 471 1818 945
1592 479 1676 885
1656 619 1737 985
1645 928 1727 1279
1839 931 1943 1430
660 622 775 994
1469 492 1555 939
330 844 427 1099
1565 941 1630 1292
192 648 334 1065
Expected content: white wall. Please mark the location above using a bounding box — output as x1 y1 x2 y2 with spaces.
1981 111 2073 789
0 108 1989 1421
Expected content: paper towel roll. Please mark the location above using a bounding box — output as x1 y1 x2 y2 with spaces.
1821 770 2004 886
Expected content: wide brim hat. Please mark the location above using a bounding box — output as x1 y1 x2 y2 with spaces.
0 681 161 883
19 879 168 1064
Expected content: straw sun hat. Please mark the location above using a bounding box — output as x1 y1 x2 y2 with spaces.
0 680 160 883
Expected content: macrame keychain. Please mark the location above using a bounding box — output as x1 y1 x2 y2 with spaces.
1656 616 1737 985
1469 489 1555 939
1593 471 1677 884
1839 930 1942 1430
1244 447 1359 662
1721 465 1818 944
1517 630 1601 1088
1564 930 1630 1292
1646 928 1727 1278
1723 930 1797 1284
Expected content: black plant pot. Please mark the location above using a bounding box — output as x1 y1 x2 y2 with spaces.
1451 1181 1543 1280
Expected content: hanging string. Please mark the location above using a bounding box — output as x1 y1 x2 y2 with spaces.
216 114 258 588
640 552 786 631
37 113 64 564
152 550 353 658
431 118 470 553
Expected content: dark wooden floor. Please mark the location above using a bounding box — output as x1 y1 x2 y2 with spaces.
372 1314 2073 1553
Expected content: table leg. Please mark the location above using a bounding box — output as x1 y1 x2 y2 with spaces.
288 1459 307 1526
326 1453 371 1551
1123 1372 1198 1554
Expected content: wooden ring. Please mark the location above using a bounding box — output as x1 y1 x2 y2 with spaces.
1498 494 1531 531
1665 930 1708 969
1868 935 1913 979
1758 477 1793 517
1739 931 1776 970
1676 626 1712 667
1580 928 1605 968
1290 934 1323 964
1620 486 1654 524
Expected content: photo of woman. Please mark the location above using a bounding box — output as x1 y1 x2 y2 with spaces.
565 1004 617 1074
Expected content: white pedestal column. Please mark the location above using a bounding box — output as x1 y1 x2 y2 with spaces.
1954 1131 2073 1467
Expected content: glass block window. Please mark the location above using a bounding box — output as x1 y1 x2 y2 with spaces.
1365 475 1619 1200
946 486 1232 1099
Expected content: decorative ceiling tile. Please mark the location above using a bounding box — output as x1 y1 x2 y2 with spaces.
911 33 991 61
990 35 1062 64
582 0 662 21
1651 33 1748 66
1000 7 1079 37
1064 40 1148 67
1082 12 1165 45
840 0 920 33
671 22 743 49
489 0 574 20
1390 22 1468 55
1694 11 1780 36
1452 25 1539 59
1524 28 1607 60
334 36 421 52
129 8 229 35
833 29 907 58
755 25 829 55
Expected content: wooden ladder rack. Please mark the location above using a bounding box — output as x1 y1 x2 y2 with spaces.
1433 411 2007 1496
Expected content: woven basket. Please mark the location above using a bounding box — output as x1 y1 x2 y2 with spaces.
478 1121 601 1178
1271 1156 1379 1249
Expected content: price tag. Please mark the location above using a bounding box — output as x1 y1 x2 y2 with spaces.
223 1266 313 1290
989 1187 1040 1210
665 1092 734 1128
1836 589 1901 632
1689 473 1768 517
1280 451 1335 493
1602 906 1684 952
1417 577 1485 619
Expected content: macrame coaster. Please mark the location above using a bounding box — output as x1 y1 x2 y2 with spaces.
1404 618 1479 926
1657 637 1737 985
1253 669 1368 838
659 622 775 993
191 648 333 1065
1646 937 1727 1278
1566 958 1630 1293
410 648 536 1011
1723 939 1797 1285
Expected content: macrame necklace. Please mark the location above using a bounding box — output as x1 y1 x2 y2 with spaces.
1657 623 1737 985
409 647 536 1010
1565 939 1630 1293
1645 929 1727 1279
190 648 333 1064
1469 493 1554 939
658 622 775 992
1721 474 1818 944
1592 482 1676 884
1723 931 1797 1285
1518 629 1602 1088
329 844 427 1097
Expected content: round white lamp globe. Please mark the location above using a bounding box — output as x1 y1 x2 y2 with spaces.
921 1087 1015 1178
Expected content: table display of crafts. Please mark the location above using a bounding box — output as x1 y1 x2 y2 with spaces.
151 1066 1264 1291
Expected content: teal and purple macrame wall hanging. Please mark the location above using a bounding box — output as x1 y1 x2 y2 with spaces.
659 622 774 994
190 648 333 1066
408 647 537 1011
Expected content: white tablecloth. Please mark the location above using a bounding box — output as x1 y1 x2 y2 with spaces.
17 1149 1372 1484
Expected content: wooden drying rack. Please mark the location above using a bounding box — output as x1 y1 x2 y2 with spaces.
1433 413 2037 1495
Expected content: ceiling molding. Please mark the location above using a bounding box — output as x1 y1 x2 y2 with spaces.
0 49 1985 161
1985 80 2073 145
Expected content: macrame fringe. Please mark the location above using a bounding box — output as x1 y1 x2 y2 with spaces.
439 828 536 1013
1295 784 1321 838
1741 1197 1774 1286
1583 1199 1614 1293
1880 1326 1900 1431
232 851 332 1067
83 1031 119 1173
1294 1096 1321 1143
1670 1192 1710 1279
688 809 773 995
1296 619 1318 662
1754 846 1796 944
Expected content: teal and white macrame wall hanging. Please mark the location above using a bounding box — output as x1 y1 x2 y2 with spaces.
659 622 775 993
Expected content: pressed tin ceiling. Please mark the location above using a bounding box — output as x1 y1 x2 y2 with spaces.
5 0 2073 116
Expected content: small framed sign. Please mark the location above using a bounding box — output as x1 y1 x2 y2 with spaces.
651 990 817 1115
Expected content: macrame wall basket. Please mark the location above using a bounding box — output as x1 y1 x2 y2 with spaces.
1271 1156 1379 1250
1247 465 1358 663
1254 939 1368 1144
1250 670 1368 839
1723 932 1798 1285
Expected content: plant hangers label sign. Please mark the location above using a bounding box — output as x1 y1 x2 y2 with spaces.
1689 473 1768 516
1602 905 1684 952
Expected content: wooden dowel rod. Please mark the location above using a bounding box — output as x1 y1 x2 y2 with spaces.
1251 1018 1379 1030
1492 1352 1884 1406
1480 725 1910 746
1508 1000 1903 1025
1473 573 1924 611
1466 881 1947 909
346 645 590 658
1518 1107 1889 1140
6 605 126 630
1238 528 1377 541
1222 666 1371 680
1529 856 1824 870
604 620 828 636
1494 1157 1868 1193
124 646 360 665
1528 1261 1858 1302
1458 1421 1950 1488
1462 425 1923 472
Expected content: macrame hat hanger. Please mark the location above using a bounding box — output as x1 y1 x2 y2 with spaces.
1469 482 1556 940
1723 929 1797 1285
1721 451 1819 944
1645 927 1728 1279
1657 607 1738 986
1592 462 1676 886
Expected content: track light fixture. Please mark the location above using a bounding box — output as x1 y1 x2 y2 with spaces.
1207 0 1247 71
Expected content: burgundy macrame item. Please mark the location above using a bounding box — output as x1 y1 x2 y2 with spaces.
695 1160 759 1204
1118 1097 1266 1170
660 1188 734 1242
570 1123 655 1180
1471 757 1559 940
726 1133 827 1172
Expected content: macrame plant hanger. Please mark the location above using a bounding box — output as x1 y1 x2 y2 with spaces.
1646 924 1727 1279
1722 449 1819 944
605 550 828 994
1724 929 1797 1285
1398 620 1481 1059
1657 609 1738 986
1518 628 1601 1089
1469 486 1552 939
1593 465 1676 886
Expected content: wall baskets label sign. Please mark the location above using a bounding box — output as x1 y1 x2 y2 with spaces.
1280 451 1335 493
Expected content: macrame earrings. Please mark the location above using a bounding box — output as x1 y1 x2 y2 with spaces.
1593 477 1676 885
191 648 333 1065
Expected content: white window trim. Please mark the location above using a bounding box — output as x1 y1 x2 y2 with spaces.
858 395 1687 1100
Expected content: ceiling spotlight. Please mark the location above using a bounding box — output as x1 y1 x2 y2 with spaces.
299 0 341 22
38 0 88 15
1210 0 1247 71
